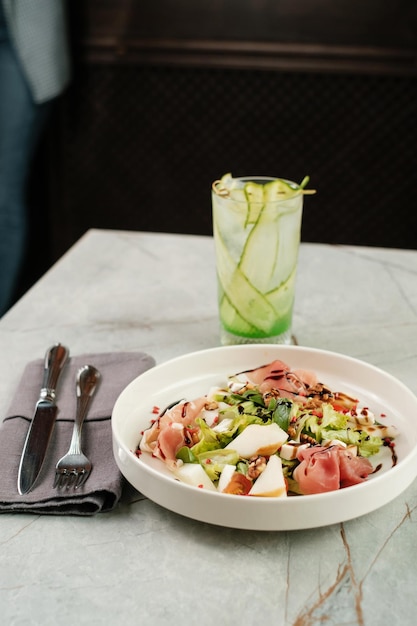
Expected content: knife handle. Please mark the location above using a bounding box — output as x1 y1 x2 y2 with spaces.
40 343 70 402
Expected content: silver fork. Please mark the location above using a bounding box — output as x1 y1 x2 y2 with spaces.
53 364 101 489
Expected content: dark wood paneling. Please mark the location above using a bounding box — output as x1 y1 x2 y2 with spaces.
72 0 417 48
68 0 417 75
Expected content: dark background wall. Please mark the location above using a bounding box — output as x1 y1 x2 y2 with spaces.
21 0 417 298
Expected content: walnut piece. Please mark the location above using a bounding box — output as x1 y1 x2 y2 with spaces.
247 455 267 480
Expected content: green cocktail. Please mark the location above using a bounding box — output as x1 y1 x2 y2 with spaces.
212 174 313 345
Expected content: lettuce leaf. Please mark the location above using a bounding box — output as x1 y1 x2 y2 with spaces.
268 397 296 431
188 418 220 456
324 428 382 457
304 403 348 441
215 388 265 407
213 389 298 435
197 449 240 481
176 447 197 463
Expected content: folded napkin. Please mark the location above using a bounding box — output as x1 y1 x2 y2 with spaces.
0 351 155 515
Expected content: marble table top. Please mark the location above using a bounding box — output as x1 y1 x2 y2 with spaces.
1 229 416 626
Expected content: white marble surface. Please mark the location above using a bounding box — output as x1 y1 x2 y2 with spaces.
1 229 417 626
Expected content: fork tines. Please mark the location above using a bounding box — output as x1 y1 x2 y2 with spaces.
53 467 89 490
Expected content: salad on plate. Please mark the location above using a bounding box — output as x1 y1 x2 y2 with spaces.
137 359 398 497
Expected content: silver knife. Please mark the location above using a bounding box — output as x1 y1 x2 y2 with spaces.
18 343 70 495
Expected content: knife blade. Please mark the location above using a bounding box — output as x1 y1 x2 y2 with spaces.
18 343 70 495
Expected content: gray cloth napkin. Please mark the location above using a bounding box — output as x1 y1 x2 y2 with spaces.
0 351 155 515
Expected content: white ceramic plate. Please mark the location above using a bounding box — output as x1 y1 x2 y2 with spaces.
111 345 417 530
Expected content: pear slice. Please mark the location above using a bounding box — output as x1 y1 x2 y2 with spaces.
217 464 237 492
174 463 217 491
249 455 287 498
225 423 288 458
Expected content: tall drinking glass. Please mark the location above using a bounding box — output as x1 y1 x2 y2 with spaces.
212 174 307 345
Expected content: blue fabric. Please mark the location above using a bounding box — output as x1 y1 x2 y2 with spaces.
2 0 71 104
0 3 51 315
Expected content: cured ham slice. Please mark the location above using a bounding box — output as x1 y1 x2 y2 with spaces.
158 397 207 430
238 360 318 401
240 360 289 385
293 446 340 494
293 369 319 389
338 449 373 488
156 424 185 464
293 445 373 494
140 397 207 465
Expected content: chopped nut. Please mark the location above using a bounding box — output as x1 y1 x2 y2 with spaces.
302 398 323 410
306 383 334 402
300 433 318 445
247 455 267 480
204 400 219 410
288 426 297 439
263 389 281 404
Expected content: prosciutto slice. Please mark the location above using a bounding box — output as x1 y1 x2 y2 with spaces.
293 446 340 494
238 360 318 401
293 445 373 495
338 449 374 488
140 397 207 466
